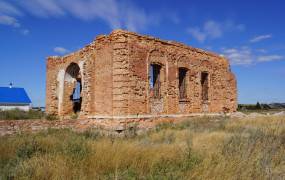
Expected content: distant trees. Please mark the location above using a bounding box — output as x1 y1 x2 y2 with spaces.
256 102 261 109
238 101 272 111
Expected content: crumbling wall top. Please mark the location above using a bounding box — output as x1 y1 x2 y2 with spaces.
108 29 225 59
47 29 230 67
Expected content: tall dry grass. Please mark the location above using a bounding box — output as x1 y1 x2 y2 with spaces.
189 116 285 180
0 116 284 179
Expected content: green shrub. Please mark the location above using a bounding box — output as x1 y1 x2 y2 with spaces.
0 109 44 120
45 114 58 121
70 113 78 120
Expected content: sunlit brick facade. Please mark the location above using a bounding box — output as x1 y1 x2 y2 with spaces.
46 30 237 119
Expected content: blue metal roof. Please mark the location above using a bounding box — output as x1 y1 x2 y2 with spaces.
0 87 32 104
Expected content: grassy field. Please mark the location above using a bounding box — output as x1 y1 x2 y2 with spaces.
0 116 284 179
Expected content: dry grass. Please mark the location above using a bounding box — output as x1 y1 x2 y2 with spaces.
0 116 285 179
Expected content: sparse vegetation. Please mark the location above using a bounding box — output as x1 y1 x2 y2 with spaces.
0 116 284 179
44 113 59 121
0 109 61 121
0 109 44 120
70 113 79 120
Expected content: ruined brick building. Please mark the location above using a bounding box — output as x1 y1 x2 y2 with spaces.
46 30 237 119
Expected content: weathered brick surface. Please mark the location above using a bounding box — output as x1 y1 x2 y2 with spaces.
46 29 237 120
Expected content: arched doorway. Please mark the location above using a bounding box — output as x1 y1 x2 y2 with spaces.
62 63 82 115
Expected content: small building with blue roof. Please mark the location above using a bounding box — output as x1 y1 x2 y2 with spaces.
0 85 32 111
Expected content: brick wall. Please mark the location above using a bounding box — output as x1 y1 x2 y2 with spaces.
46 30 237 119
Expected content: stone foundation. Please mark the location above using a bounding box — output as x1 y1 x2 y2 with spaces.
0 113 222 136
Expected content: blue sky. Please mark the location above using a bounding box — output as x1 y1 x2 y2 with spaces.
0 0 284 106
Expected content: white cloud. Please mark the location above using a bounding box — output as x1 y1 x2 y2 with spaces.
221 47 254 65
4 0 156 32
121 2 150 31
19 0 65 18
0 15 20 27
0 14 29 35
54 47 69 54
224 20 246 31
21 29 30 35
187 20 222 43
221 47 284 65
62 0 122 28
0 1 27 34
256 49 267 53
1 0 182 33
204 20 223 38
187 27 207 42
187 20 245 43
257 55 283 62
250 34 272 43
0 1 22 16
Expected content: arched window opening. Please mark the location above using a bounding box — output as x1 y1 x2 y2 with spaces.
64 63 82 114
179 68 187 99
149 64 161 98
201 72 209 102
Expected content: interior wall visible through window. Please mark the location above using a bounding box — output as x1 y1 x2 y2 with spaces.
149 64 161 98
179 68 187 100
201 72 209 102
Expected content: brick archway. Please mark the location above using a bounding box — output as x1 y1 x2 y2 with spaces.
61 63 82 116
